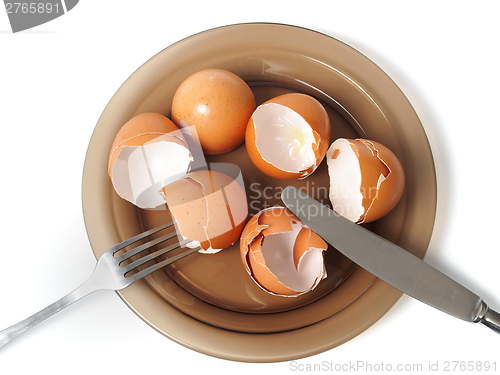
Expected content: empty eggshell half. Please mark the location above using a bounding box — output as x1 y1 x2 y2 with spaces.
245 93 331 180
326 138 405 224
240 206 328 297
161 169 248 254
108 113 193 209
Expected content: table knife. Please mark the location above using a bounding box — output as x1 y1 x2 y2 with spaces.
281 186 500 333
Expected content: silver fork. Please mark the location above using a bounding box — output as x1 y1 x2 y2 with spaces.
0 222 199 348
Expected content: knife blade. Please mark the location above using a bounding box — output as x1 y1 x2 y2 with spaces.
281 185 500 333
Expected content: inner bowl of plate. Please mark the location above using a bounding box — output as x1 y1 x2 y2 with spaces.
82 23 436 362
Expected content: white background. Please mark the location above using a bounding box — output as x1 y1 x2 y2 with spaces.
1 1 499 374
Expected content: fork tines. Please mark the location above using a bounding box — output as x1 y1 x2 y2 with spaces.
106 221 199 282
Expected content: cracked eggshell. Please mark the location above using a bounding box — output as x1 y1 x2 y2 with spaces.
239 206 328 297
245 93 331 180
161 169 248 254
108 113 193 209
171 69 256 155
326 138 405 223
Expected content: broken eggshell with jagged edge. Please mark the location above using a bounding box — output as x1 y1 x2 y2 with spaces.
326 138 405 224
245 93 331 180
108 112 197 209
240 206 328 297
161 166 248 254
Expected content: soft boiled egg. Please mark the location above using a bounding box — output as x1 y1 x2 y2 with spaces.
108 113 193 209
326 138 405 223
171 69 256 155
240 206 328 297
245 93 331 180
161 169 248 254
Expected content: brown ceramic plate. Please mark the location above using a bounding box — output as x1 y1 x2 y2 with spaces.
82 23 436 362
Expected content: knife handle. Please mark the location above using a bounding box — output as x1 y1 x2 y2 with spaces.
478 305 500 334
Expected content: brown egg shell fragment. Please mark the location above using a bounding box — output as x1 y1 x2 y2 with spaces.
352 139 405 223
293 227 328 271
245 93 331 180
327 138 405 224
161 173 210 250
266 93 331 162
239 207 328 297
108 113 193 209
162 169 248 254
247 235 299 296
108 113 189 171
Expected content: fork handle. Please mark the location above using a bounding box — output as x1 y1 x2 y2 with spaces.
0 278 97 348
